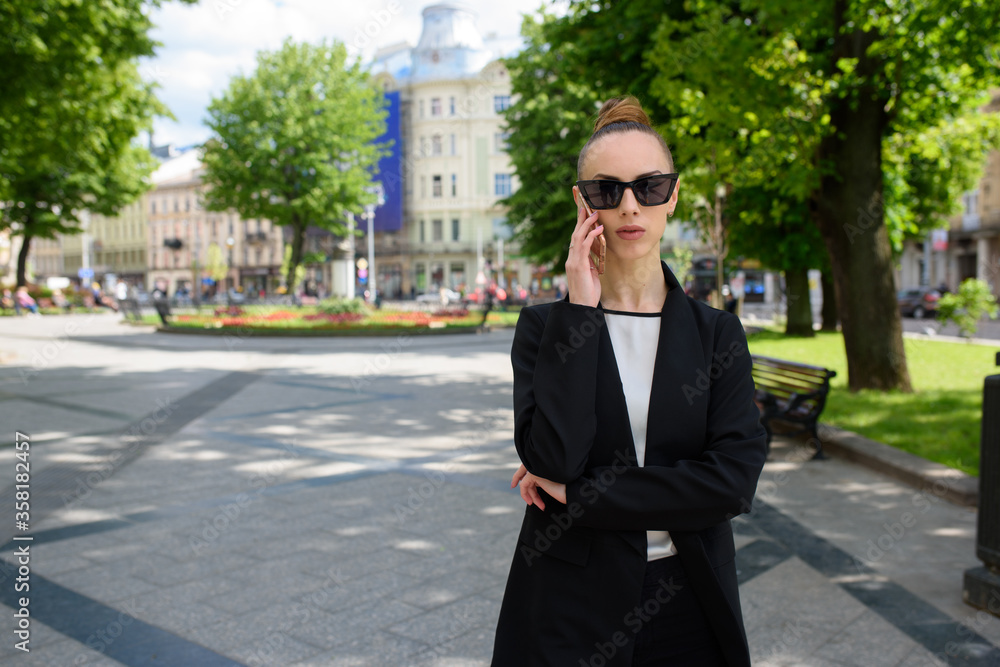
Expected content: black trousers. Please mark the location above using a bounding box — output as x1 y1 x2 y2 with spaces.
631 555 728 666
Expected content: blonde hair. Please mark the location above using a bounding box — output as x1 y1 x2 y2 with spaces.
577 96 674 178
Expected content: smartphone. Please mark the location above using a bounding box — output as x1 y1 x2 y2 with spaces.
582 201 606 275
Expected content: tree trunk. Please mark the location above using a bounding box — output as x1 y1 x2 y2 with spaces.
784 267 814 336
820 269 839 331
815 13 911 392
286 219 305 294
16 226 33 288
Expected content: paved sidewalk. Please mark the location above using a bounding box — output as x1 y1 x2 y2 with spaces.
0 313 997 666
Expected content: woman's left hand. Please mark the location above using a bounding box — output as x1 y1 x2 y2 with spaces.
511 464 567 510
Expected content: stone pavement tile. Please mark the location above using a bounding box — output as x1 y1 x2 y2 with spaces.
0 616 67 660
291 630 429 666
203 569 331 615
813 609 918 667
410 625 496 666
386 595 500 648
0 638 122 666
742 557 869 664
289 599 424 649
395 568 507 611
127 584 232 635
297 544 426 582
129 550 261 588
181 605 325 665
898 643 951 666
47 562 161 603
156 574 247 606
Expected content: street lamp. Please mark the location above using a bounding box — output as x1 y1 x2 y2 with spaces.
225 236 235 304
363 183 385 303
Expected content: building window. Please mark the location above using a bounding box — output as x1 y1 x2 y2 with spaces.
450 262 464 289
432 219 443 242
451 218 460 241
449 96 456 115
431 97 441 116
451 174 457 197
419 219 425 243
493 95 511 113
432 175 442 198
432 134 442 156
493 217 513 240
420 136 428 156
419 99 424 119
494 173 512 197
151 201 156 214
420 176 426 199
449 134 456 155
494 131 511 152
415 263 426 290
174 199 179 212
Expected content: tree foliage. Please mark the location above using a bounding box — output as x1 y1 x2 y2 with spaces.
0 0 191 286
202 39 388 292
937 279 999 339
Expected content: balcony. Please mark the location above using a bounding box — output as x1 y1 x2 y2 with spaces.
245 231 269 244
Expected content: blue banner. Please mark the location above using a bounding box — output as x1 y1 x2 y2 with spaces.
373 90 402 232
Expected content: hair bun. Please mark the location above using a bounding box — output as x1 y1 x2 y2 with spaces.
594 96 651 132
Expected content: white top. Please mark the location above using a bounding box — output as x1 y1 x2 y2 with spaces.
603 308 677 561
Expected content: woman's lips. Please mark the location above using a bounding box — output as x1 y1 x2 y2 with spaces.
615 228 645 240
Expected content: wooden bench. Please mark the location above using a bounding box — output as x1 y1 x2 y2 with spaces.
751 355 836 459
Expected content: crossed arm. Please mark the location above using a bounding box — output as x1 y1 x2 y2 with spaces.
510 301 766 531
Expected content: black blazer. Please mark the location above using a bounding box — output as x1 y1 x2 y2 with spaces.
492 261 767 667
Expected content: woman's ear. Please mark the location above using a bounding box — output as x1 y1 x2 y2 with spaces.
572 185 583 210
668 180 679 217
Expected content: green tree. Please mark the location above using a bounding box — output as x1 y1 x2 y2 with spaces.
937 279 999 339
645 0 1000 391
202 39 388 293
205 242 229 284
0 0 192 287
501 3 684 267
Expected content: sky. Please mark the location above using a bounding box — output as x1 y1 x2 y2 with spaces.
140 0 557 148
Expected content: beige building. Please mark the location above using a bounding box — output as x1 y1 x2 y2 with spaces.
61 198 148 287
146 149 284 297
369 4 532 298
898 92 1000 298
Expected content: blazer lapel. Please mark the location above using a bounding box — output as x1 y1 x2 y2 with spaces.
642 260 706 466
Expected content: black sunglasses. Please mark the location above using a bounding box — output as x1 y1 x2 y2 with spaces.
576 173 679 210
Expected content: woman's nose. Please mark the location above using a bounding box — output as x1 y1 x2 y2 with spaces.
618 186 641 215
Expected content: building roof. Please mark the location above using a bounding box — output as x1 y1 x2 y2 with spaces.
151 148 203 187
371 3 518 84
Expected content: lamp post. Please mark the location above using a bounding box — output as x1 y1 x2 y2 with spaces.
363 183 385 304
225 236 235 304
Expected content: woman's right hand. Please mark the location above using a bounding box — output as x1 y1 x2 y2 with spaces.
565 206 603 308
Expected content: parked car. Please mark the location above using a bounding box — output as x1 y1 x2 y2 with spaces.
897 287 940 319
415 288 463 305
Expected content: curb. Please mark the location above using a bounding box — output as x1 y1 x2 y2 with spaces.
817 424 979 508
153 324 510 337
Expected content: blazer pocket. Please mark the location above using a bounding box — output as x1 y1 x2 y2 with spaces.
517 514 593 567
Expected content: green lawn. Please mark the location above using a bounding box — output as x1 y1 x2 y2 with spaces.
746 329 996 476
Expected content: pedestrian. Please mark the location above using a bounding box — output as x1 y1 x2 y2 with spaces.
152 280 171 326
13 287 39 315
480 284 494 330
1 289 14 313
492 97 767 667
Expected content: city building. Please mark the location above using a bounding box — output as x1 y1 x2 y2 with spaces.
61 198 148 289
146 149 284 297
367 3 532 299
897 91 1000 299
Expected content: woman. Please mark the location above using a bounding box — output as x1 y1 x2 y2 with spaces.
491 97 767 667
